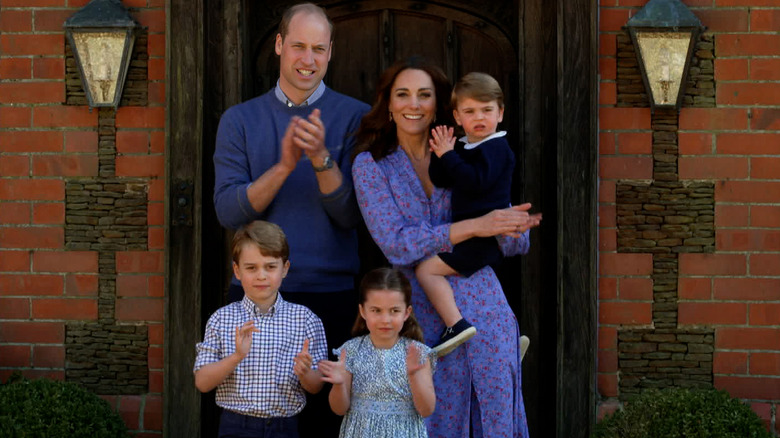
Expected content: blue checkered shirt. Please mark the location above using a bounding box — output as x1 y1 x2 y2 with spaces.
194 294 327 417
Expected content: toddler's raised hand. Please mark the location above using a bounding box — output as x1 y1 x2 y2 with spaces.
319 349 349 385
293 339 314 378
234 321 259 359
406 344 427 376
429 125 456 158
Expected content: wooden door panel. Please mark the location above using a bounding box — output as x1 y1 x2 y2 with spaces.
329 12 382 104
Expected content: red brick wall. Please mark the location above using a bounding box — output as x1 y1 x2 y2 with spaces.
599 0 780 435
0 0 165 435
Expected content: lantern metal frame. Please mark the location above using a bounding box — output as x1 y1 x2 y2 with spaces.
625 0 705 111
64 0 139 108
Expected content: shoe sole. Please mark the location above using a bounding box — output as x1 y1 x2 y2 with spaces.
433 327 477 357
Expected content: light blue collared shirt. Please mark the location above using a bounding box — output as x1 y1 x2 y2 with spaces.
274 79 327 107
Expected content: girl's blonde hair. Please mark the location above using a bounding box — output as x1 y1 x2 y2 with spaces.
351 268 424 342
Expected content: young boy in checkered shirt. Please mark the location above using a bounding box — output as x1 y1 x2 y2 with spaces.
194 220 327 437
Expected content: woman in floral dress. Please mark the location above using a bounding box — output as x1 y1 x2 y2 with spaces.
351 57 539 438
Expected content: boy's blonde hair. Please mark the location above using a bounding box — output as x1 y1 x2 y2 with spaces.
231 221 289 264
451 72 504 109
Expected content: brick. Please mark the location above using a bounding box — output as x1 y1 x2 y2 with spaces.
149 131 165 153
148 346 163 369
679 133 713 155
33 251 98 273
32 58 65 79
600 8 630 32
11 370 64 381
144 394 163 430
714 204 749 228
600 253 653 275
0 155 30 176
0 107 31 128
116 131 149 153
148 82 165 104
680 253 747 276
679 302 747 325
0 34 63 56
751 254 780 275
715 278 780 301
600 156 652 179
148 179 165 201
599 34 616 56
3 0 64 5
32 155 99 177
717 0 780 5
749 303 780 326
599 57 616 81
64 274 98 296
599 108 651 130
116 107 165 129
0 250 31 272
599 132 616 155
0 227 63 249
679 108 749 131
117 275 149 297
718 82 780 106
148 275 164 297
0 130 63 153
618 277 653 300
713 352 748 374
116 297 163 322
714 58 748 81
751 8 780 32
134 9 166 33
0 10 32 32
148 202 164 226
717 229 780 251
33 106 97 128
65 131 99 153
718 133 780 155
752 108 780 130
751 157 780 180
716 327 780 350
597 373 618 397
148 34 165 57
32 298 97 320
0 297 30 319
0 345 31 368
0 274 63 296
679 156 748 179
599 277 617 300
599 204 616 227
116 251 164 273
698 8 749 31
148 227 164 250
715 376 780 401
33 203 65 225
600 228 617 252
599 301 652 325
0 202 30 225
0 321 63 343
0 58 32 79
118 396 141 430
32 345 65 368
148 323 164 345
616 132 652 155
750 353 780 376
148 58 165 81
678 277 711 300
33 9 72 32
751 58 780 81
717 181 780 203
717 34 780 57
598 349 618 373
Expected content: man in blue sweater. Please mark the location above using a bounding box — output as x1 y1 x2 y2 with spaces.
212 3 370 436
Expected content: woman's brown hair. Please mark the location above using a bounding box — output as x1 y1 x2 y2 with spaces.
351 267 424 342
353 57 453 162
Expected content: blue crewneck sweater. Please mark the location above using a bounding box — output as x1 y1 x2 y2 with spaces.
214 88 370 292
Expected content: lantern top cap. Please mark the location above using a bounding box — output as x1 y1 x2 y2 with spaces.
625 0 704 29
64 0 138 29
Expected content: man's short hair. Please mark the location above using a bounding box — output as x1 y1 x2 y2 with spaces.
231 221 290 264
278 3 334 41
451 72 504 109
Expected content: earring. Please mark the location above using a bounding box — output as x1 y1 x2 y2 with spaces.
389 111 393 121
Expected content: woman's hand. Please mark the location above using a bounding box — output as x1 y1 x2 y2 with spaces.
468 203 542 239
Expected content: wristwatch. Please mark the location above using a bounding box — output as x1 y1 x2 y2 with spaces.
312 155 334 172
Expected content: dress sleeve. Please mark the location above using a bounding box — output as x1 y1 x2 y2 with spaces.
352 153 452 267
497 229 531 257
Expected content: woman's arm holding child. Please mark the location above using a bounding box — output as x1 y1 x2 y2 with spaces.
293 339 324 394
194 320 258 392
407 344 435 417
320 350 352 416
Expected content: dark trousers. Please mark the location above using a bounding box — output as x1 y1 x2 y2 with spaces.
218 411 298 438
227 284 357 438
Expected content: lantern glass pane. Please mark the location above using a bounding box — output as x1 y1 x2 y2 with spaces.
71 31 127 105
635 31 692 106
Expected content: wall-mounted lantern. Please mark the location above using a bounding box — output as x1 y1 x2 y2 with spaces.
625 0 705 111
64 0 139 108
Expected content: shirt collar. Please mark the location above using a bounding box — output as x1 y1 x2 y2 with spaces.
274 80 327 108
241 293 285 318
459 130 507 150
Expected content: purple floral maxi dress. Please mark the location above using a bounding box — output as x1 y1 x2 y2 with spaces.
352 149 531 438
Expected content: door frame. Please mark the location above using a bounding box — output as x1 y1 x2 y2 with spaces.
165 0 597 436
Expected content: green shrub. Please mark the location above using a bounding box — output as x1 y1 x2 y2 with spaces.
0 376 129 438
593 388 772 438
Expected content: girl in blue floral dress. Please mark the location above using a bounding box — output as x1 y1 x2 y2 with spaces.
319 268 436 438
